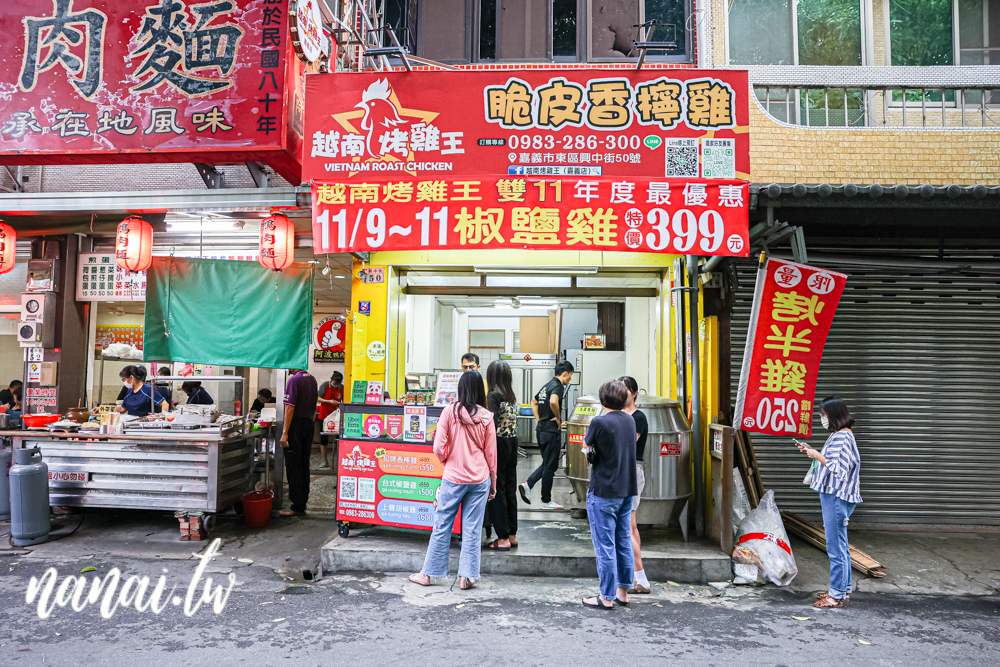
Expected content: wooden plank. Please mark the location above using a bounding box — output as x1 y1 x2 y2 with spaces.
782 512 887 577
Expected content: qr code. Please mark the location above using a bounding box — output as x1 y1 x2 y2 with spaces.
664 138 698 177
701 138 735 178
339 476 357 501
357 477 376 503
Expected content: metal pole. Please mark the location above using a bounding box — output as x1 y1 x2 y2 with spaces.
686 255 704 537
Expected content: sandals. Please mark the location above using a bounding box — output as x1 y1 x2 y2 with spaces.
813 595 846 608
486 539 510 551
408 573 431 587
628 583 650 594
582 596 614 610
614 597 630 607
459 577 476 590
815 591 850 602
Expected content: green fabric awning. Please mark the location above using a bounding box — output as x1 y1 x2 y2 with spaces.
144 256 313 369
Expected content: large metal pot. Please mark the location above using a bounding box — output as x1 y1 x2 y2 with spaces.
565 394 693 527
633 395 693 527
0 413 10 429
565 395 603 501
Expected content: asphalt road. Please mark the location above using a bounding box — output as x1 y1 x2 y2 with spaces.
1 554 997 666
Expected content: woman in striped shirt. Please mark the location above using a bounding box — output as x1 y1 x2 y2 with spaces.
797 396 862 609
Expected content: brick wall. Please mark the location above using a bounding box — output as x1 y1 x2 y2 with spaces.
749 97 1000 185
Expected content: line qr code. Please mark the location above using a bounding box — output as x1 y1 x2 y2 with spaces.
665 146 699 178
358 477 376 503
339 476 357 501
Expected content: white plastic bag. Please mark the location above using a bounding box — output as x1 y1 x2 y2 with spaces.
732 490 798 586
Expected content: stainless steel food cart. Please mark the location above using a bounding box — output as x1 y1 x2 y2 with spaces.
9 429 263 514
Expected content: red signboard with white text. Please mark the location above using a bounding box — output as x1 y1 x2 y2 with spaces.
303 69 749 182
311 176 749 256
0 0 304 182
733 259 848 439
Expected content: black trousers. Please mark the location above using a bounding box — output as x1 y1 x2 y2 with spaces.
527 429 562 504
487 436 519 539
285 419 314 513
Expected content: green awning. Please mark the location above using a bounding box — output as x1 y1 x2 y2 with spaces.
144 256 313 369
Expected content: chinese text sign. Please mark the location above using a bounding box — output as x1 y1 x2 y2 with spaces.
0 0 301 182
302 69 749 182
311 176 749 256
733 258 848 439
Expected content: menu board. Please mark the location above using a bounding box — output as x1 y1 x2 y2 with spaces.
336 403 456 533
76 253 147 301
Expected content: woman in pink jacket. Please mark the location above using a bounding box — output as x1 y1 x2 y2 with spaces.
410 371 498 590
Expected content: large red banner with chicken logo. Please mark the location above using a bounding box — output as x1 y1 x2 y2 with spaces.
733 258 848 439
302 69 749 182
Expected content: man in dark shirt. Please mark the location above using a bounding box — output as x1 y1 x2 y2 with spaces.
0 380 21 409
280 369 318 516
519 360 574 510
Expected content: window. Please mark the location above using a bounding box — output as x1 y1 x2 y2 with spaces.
469 329 506 364
889 0 953 65
728 0 862 66
958 0 1000 65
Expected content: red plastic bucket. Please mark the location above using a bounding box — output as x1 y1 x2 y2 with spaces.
242 491 273 529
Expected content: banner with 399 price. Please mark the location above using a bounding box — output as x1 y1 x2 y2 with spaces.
311 176 749 256
733 258 848 439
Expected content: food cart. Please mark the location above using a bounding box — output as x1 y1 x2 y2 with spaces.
335 399 458 538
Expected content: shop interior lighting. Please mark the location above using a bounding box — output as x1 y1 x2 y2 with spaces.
473 266 599 275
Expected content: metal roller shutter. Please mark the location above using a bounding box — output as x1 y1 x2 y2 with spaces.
731 254 1000 525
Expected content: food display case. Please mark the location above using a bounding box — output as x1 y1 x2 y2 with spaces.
335 402 459 538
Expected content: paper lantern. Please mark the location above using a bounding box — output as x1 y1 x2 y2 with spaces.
0 221 14 275
115 216 153 272
259 210 294 271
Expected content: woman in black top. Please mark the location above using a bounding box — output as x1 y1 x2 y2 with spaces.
485 360 519 550
180 381 214 405
619 375 650 594
250 389 273 413
582 380 638 610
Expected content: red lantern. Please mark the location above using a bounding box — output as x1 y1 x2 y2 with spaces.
0 221 14 275
115 216 153 272
259 210 294 271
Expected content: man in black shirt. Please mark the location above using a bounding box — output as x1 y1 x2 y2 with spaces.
519 361 574 510
0 380 22 409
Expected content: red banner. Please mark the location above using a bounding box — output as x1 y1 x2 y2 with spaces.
311 176 749 256
0 0 304 182
302 69 749 182
733 258 848 439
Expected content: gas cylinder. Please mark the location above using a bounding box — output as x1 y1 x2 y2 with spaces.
0 442 11 521
10 447 50 547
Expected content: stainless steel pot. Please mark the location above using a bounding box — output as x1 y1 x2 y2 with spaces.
565 395 604 501
0 413 10 429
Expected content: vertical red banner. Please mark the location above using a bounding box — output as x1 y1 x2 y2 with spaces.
734 258 848 439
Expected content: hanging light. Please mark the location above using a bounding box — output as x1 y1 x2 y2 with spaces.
115 215 154 272
0 221 15 275
258 210 294 271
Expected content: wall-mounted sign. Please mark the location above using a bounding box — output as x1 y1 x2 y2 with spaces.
290 0 325 63
366 340 386 362
0 0 303 183
76 253 146 301
314 315 346 362
358 300 371 316
303 69 749 182
359 267 385 284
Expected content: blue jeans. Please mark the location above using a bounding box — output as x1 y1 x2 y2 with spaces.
586 492 634 601
820 492 856 600
420 477 491 579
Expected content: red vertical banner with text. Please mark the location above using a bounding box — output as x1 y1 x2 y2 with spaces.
733 258 848 439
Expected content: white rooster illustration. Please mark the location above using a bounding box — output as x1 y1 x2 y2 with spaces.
321 320 343 350
355 78 407 159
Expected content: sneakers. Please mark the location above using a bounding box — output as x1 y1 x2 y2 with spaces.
538 501 564 510
518 482 532 505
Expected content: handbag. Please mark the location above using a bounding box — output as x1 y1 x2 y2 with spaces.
802 460 818 486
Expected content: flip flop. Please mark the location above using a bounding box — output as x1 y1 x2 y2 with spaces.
408 573 431 587
582 597 614 610
486 539 510 551
614 598 630 607
459 577 476 590
278 509 297 517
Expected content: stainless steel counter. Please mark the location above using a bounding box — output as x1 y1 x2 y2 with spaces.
9 431 263 513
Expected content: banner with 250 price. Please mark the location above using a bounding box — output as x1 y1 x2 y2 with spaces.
311 176 749 256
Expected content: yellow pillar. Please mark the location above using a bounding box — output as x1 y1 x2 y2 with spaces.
344 259 390 398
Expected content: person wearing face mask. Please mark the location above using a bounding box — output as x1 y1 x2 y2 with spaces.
796 396 862 609
112 365 170 417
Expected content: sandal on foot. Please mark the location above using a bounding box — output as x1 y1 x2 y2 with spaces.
628 583 651 594
486 539 510 551
459 577 476 590
408 573 431 587
813 596 845 608
582 597 614 610
614 597 630 607
816 591 850 601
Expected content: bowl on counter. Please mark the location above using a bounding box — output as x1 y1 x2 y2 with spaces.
22 413 62 428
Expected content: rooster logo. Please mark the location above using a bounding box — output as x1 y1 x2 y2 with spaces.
356 78 408 159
